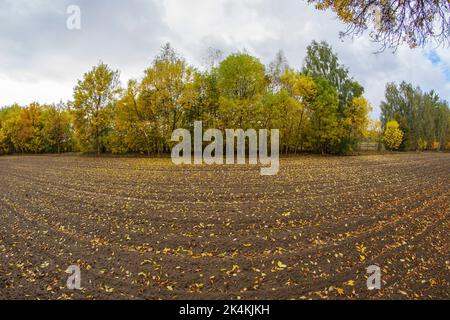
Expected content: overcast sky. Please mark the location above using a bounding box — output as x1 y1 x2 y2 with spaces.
1 0 449 119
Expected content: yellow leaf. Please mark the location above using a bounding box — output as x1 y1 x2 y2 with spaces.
141 259 152 266
336 287 344 295
356 244 367 254
102 285 115 293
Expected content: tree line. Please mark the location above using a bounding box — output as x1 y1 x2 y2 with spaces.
380 82 450 151
1 41 449 156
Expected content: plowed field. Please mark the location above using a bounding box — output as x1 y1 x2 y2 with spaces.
0 153 448 299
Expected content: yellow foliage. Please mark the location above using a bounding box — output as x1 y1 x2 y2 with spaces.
384 120 403 150
432 141 440 151
418 138 427 151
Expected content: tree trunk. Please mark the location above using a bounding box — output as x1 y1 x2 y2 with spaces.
96 129 100 155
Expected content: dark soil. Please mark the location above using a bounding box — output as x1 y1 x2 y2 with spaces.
0 153 448 299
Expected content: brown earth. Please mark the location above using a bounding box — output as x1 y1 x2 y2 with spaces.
0 153 449 300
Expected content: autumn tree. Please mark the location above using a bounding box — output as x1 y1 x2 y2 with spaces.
262 89 299 154
0 105 22 154
41 103 73 153
384 120 404 150
307 0 450 51
1 42 447 157
4 103 44 153
72 62 120 154
113 80 151 154
278 70 316 152
367 119 383 147
140 44 198 153
217 53 267 129
341 96 371 151
0 130 5 155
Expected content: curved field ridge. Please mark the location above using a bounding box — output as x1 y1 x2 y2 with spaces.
0 153 449 299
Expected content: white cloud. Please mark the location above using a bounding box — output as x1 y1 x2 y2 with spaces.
160 0 279 44
0 74 73 106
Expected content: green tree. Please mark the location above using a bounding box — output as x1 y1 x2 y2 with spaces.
308 78 341 154
302 41 369 153
194 68 221 128
302 41 364 115
434 100 450 150
217 52 266 129
381 82 450 151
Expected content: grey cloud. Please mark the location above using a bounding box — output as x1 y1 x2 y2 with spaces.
0 0 448 118
0 0 169 81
